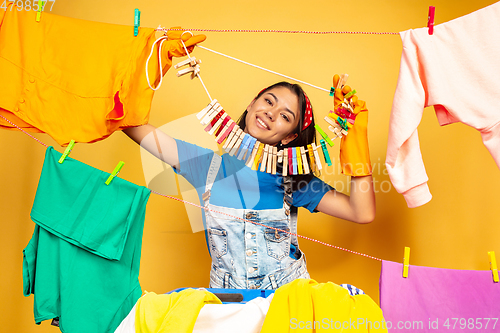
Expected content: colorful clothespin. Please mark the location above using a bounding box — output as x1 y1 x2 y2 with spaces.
58 140 75 164
236 134 251 160
134 9 140 37
428 6 435 35
314 124 334 147
291 148 297 175
307 144 316 172
252 143 265 170
105 161 125 185
36 1 45 22
295 147 303 175
329 87 335 97
403 247 410 278
488 251 499 283
344 89 356 99
319 139 332 166
215 115 230 138
218 121 235 144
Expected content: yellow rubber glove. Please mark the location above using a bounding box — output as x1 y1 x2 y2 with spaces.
160 27 206 74
333 74 372 176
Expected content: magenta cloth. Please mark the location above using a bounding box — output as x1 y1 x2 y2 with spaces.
380 260 500 332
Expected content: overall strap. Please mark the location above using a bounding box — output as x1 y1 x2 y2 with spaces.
282 176 299 248
202 153 222 205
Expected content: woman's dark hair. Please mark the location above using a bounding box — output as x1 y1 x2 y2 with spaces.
236 82 318 191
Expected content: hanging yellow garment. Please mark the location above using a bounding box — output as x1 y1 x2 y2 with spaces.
261 279 387 332
135 290 221 333
0 3 186 146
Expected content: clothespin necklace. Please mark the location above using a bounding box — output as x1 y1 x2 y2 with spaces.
149 30 361 175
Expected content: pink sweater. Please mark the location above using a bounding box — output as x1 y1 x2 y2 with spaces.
386 2 500 208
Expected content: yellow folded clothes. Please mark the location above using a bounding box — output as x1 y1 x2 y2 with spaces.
135 289 221 333
0 2 174 146
261 279 387 332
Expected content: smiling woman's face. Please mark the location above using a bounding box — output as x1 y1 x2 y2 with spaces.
244 86 300 146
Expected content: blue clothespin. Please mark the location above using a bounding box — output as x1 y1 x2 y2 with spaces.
329 87 335 97
105 161 125 185
36 1 45 22
236 134 251 160
134 9 140 37
320 139 332 166
291 147 298 175
58 140 75 164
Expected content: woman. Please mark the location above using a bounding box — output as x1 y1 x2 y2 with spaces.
123 75 375 289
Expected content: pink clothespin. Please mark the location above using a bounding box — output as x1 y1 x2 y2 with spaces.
428 6 435 35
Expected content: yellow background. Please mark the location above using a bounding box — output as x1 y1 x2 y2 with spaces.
1 0 500 331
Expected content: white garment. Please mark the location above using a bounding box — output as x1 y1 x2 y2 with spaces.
114 294 274 333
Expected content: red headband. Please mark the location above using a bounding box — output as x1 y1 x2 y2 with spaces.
258 88 313 131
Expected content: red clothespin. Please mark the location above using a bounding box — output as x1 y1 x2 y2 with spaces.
428 6 435 35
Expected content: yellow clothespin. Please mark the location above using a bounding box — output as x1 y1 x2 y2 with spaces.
296 147 303 174
307 144 315 172
403 247 410 278
252 143 265 171
36 1 45 23
488 251 499 283
58 140 75 164
105 161 125 185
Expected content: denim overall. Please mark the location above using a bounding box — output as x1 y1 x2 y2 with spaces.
204 154 310 289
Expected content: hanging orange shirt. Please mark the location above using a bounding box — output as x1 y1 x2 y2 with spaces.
0 3 165 146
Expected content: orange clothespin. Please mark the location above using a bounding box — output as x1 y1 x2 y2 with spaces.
428 6 435 35
403 247 410 278
488 251 499 283
307 144 316 172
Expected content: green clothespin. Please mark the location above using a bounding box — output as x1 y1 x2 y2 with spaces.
329 87 335 97
36 1 45 22
134 9 140 36
58 140 75 164
314 124 334 147
105 161 125 185
337 116 349 131
320 139 332 166
344 89 356 99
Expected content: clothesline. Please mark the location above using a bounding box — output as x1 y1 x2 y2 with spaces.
0 113 382 262
156 26 400 35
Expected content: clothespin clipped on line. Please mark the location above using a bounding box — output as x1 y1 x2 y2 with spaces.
36 1 45 22
105 161 125 185
403 246 410 278
329 87 335 97
488 251 499 283
175 57 202 79
134 9 141 37
58 140 75 164
428 6 435 35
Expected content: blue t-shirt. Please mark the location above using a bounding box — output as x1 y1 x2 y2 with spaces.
174 139 333 212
